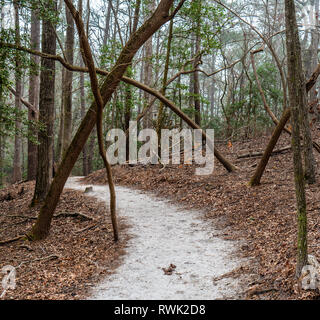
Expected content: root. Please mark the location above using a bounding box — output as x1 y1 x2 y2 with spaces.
54 212 94 221
0 235 25 246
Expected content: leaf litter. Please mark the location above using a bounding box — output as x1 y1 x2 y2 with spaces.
83 132 320 300
0 181 128 300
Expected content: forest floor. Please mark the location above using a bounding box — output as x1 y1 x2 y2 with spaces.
1 131 320 300
68 177 248 300
83 131 320 300
0 180 128 299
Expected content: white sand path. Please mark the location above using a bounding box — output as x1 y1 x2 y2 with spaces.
65 177 246 300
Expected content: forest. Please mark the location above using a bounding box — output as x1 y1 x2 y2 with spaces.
1 0 320 301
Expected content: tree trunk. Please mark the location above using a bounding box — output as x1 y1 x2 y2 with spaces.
87 128 95 174
124 0 141 161
31 0 57 205
142 0 155 129
306 0 319 114
69 0 119 241
249 109 291 186
12 0 22 184
210 54 216 119
62 0 75 156
285 0 308 277
249 70 319 186
300 3 317 184
124 67 133 161
0 9 4 186
56 67 65 163
193 19 201 125
28 0 177 240
80 55 89 176
27 8 40 181
0 134 3 187
156 16 173 137
102 2 111 48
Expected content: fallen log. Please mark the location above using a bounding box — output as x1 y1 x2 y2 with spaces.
54 212 94 221
238 145 291 159
0 235 25 246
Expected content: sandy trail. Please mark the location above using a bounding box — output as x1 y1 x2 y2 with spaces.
65 177 246 300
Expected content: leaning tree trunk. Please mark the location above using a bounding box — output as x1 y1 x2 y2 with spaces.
249 65 320 186
31 0 57 205
28 0 178 240
249 108 291 186
285 0 308 278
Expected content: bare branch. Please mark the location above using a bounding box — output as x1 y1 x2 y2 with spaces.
7 86 38 115
213 0 288 110
169 0 187 19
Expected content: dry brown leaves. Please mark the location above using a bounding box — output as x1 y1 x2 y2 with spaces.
0 181 128 300
83 131 320 300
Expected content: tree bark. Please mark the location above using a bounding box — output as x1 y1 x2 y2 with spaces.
249 67 320 186
193 1 201 126
124 0 141 161
124 66 134 161
80 55 88 176
0 134 3 187
87 128 95 174
0 8 3 186
306 0 319 118
56 67 65 163
27 8 40 181
285 0 308 277
250 109 291 186
31 0 57 205
102 2 111 48
62 0 75 156
67 0 119 241
142 0 155 129
28 0 179 240
156 16 173 137
12 0 22 184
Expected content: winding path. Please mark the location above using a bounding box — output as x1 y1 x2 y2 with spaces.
65 177 246 300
